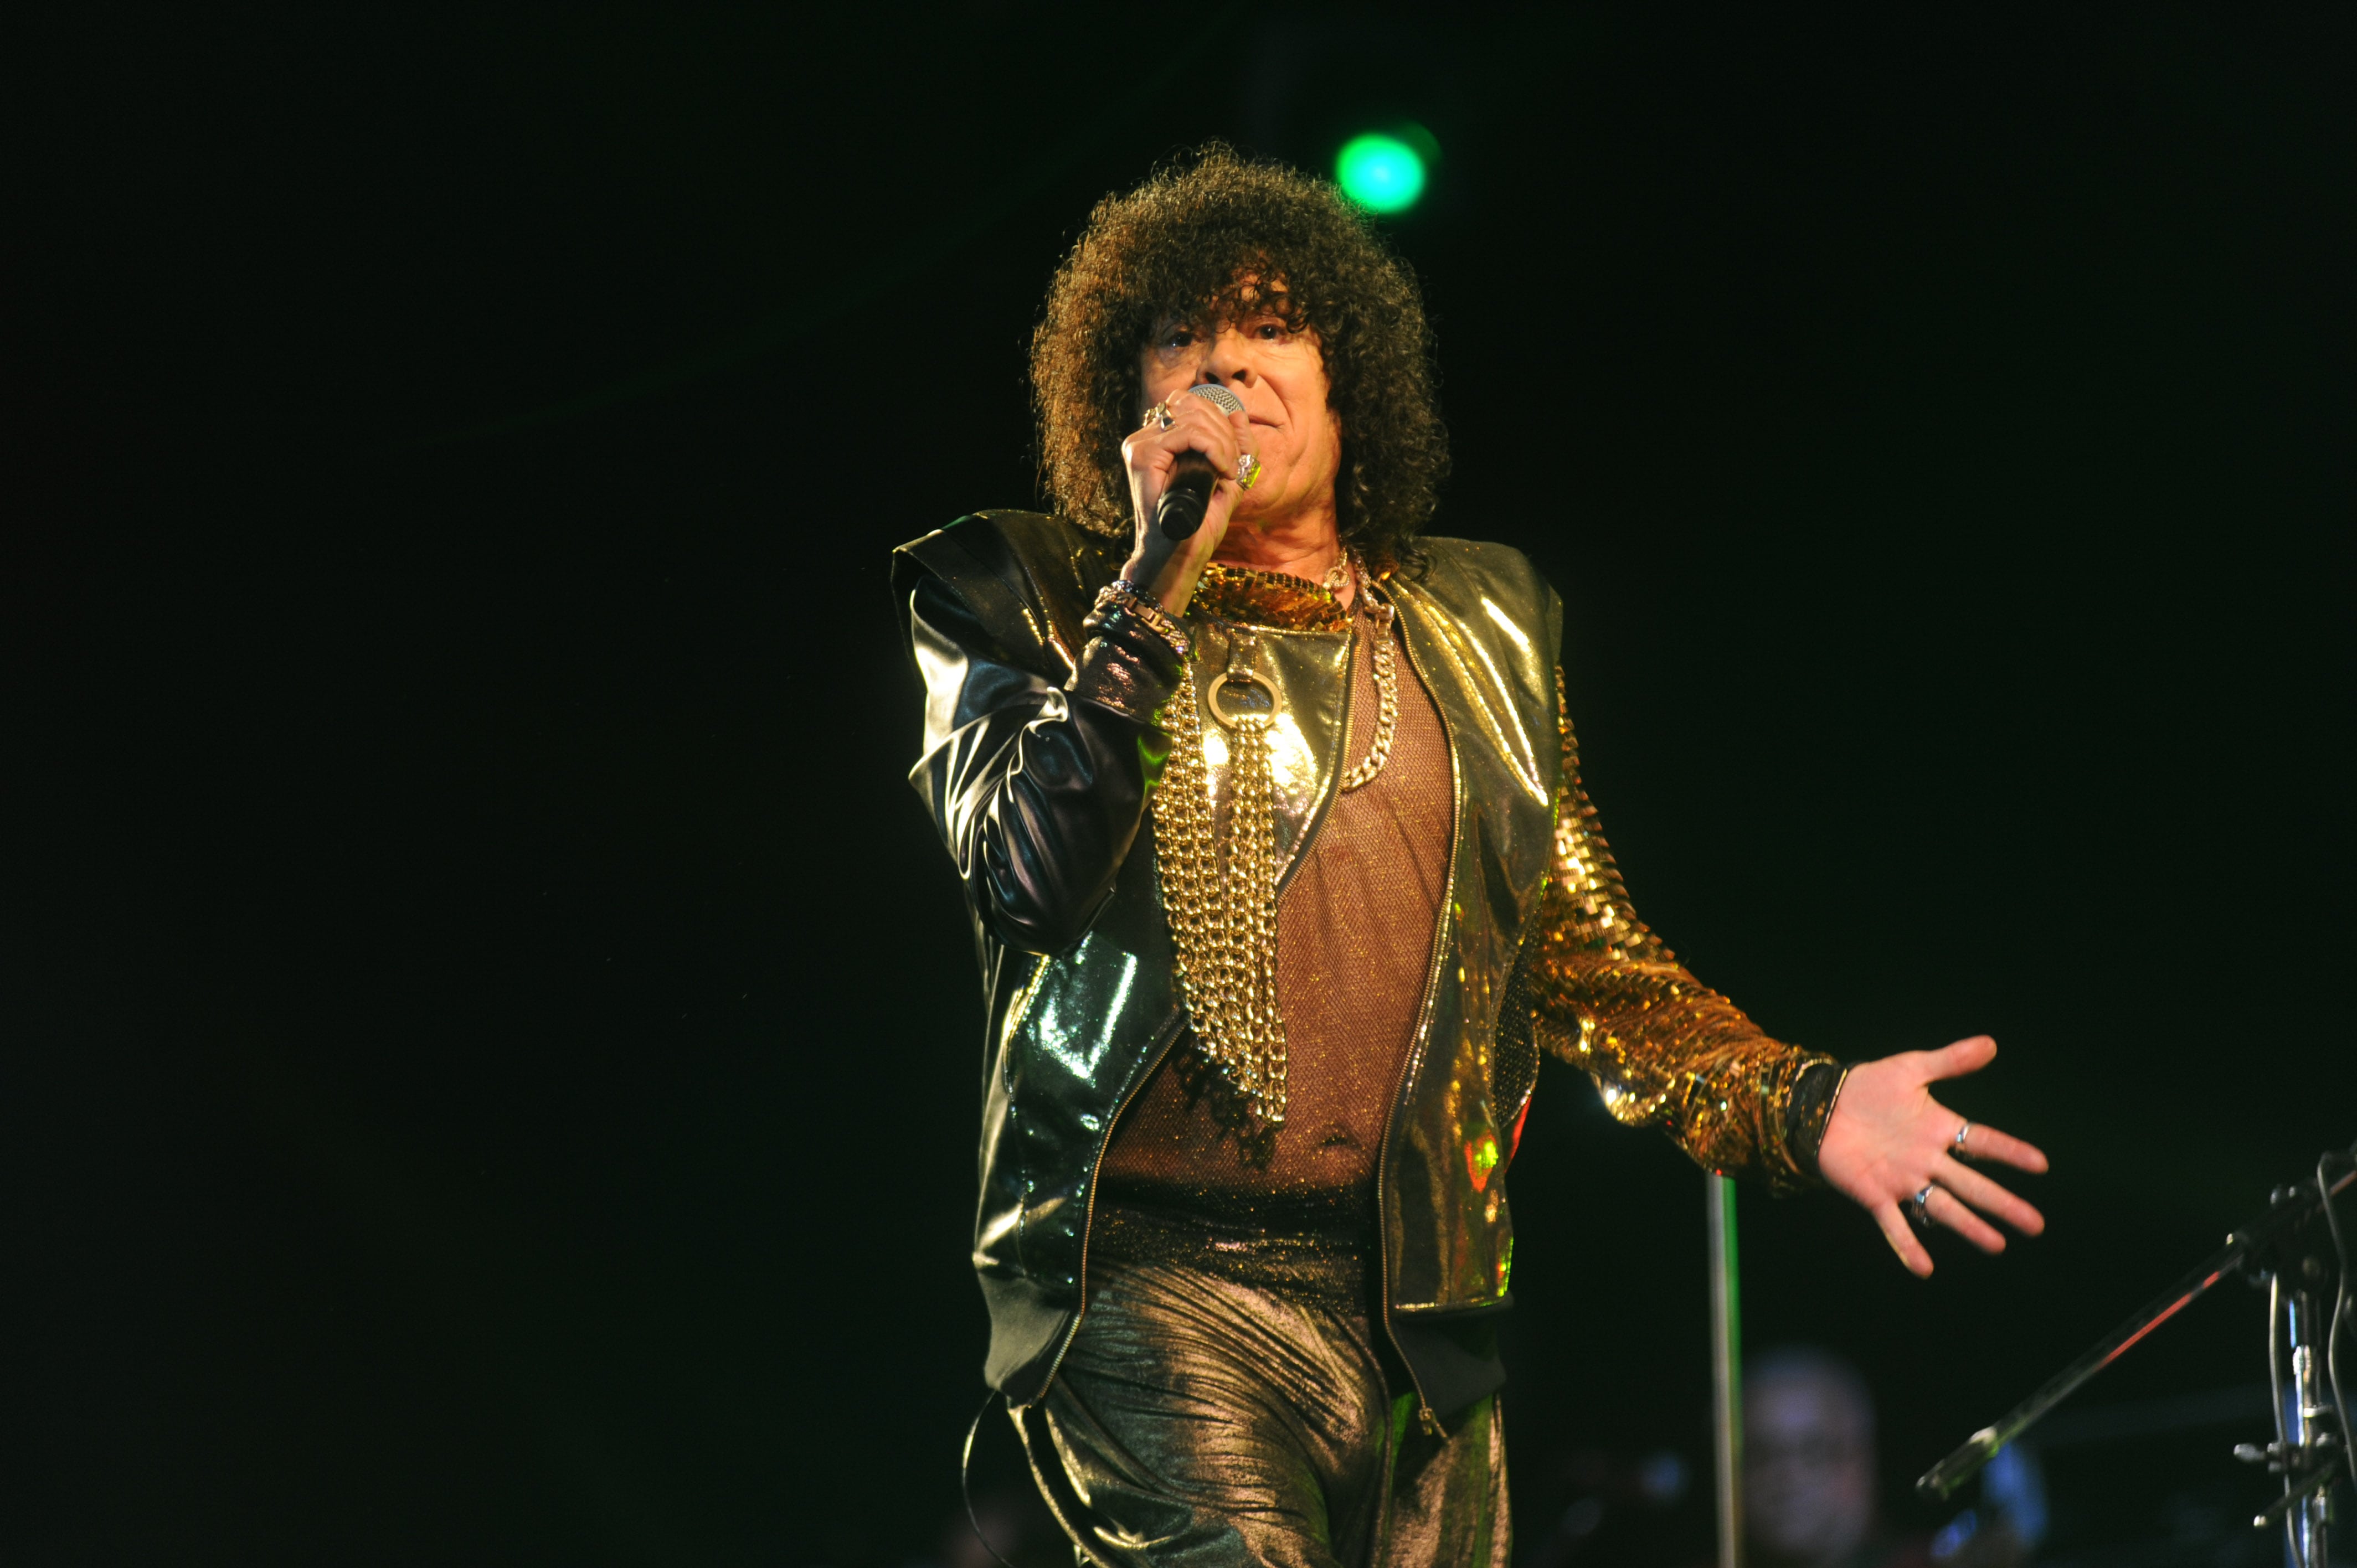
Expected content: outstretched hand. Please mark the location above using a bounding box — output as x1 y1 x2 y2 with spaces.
1817 1035 2049 1278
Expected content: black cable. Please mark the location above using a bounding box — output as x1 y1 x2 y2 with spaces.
2269 1270 2290 1453
2317 1149 2355 1492
961 1388 1020 1568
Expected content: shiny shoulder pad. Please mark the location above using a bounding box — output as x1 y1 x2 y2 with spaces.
892 510 1127 678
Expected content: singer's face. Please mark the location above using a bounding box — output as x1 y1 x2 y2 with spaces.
1139 292 1342 530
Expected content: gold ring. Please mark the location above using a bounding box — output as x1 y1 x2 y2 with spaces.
1236 452 1261 491
1143 402 1174 431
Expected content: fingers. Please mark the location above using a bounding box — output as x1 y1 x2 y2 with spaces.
1924 1184 2009 1254
1958 1120 2049 1174
1872 1201 1935 1278
1923 1034 1998 1081
1937 1157 2046 1236
1829 1035 2051 1278
1120 393 1247 570
1219 395 1253 453
1136 390 1243 471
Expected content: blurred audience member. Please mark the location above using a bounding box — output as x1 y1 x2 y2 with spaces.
1745 1348 1931 1568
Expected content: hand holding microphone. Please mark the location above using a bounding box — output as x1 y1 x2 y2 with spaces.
1150 384 1255 540
1116 381 1258 617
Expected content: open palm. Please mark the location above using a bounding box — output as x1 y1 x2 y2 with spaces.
1818 1035 2049 1277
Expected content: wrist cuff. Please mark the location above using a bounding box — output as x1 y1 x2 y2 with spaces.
1784 1060 1851 1182
1070 610 1186 725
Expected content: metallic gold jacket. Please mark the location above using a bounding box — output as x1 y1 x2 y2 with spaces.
894 512 1836 1420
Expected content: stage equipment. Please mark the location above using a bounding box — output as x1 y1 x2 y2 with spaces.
1708 1173 1744 1568
1335 132 1428 214
1917 1140 2355 1568
1155 384 1249 540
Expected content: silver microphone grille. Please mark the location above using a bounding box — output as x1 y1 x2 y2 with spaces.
1185 384 1247 416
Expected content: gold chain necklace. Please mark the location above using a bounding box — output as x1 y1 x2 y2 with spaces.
1339 597 1398 792
1154 628 1288 1125
1150 553 1394 1126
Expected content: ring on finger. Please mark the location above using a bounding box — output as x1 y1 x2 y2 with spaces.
1953 1120 1972 1157
1143 403 1174 431
1236 451 1262 491
1907 1185 1937 1227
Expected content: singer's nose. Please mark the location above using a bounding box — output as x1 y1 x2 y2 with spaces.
1200 325 1257 389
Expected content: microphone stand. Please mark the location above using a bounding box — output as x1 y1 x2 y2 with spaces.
1708 1173 1743 1568
1915 1140 2355 1568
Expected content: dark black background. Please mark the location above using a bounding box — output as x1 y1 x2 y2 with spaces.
7 7 2351 1565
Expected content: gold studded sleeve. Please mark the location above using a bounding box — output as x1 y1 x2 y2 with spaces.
1520 669 1841 1192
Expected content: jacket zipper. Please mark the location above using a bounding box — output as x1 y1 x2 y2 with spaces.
1376 583 1463 1438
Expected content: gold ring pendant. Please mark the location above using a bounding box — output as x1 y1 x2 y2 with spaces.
1205 670 1281 729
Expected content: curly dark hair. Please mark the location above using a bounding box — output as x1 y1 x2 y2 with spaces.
1031 146 1447 571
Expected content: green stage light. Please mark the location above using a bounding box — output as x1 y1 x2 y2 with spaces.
1335 132 1428 214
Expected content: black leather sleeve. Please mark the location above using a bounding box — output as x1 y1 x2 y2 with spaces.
904 573 1185 957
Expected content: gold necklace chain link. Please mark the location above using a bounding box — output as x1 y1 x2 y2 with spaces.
1152 629 1288 1126
1339 597 1398 792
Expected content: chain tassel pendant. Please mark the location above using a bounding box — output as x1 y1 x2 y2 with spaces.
1152 630 1289 1127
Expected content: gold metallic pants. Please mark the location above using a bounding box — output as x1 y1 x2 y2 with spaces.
1012 1206 1510 1567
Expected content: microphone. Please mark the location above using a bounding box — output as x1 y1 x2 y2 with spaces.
1155 384 1248 541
